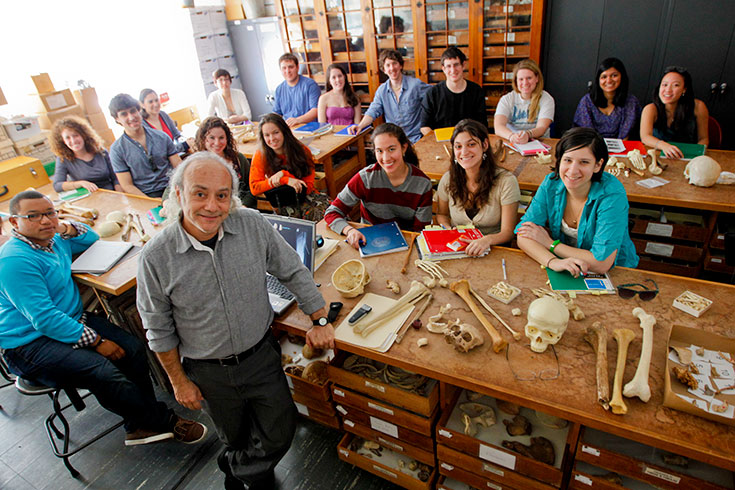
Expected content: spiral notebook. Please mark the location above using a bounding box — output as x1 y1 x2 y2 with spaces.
358 222 409 258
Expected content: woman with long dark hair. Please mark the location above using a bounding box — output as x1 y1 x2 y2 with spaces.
436 119 520 256
249 113 329 220
573 58 641 139
640 66 709 158
194 117 256 208
325 123 433 249
318 64 361 125
139 88 193 153
516 127 638 275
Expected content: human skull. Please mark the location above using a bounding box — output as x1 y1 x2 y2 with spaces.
684 156 721 187
525 297 570 353
443 321 484 352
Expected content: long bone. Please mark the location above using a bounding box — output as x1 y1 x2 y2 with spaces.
610 329 636 415
450 280 508 353
468 286 522 340
583 322 610 410
353 281 430 336
623 308 656 402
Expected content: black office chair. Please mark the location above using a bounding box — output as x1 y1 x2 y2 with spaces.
0 356 16 410
14 376 124 478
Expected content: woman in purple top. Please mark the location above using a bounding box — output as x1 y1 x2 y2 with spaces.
318 64 361 126
49 116 122 193
573 58 641 139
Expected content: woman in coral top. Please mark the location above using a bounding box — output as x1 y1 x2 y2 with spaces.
249 113 329 221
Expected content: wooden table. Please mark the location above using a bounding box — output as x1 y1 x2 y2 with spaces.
0 184 162 296
275 221 735 472
238 123 370 198
415 132 735 213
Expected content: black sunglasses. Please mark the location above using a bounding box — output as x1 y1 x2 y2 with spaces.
617 279 659 301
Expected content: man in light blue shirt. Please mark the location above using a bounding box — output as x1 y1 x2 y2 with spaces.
108 94 181 198
349 49 430 143
273 53 320 127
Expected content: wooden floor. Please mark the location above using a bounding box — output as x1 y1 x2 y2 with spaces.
0 382 400 490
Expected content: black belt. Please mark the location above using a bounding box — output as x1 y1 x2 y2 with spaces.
191 330 271 367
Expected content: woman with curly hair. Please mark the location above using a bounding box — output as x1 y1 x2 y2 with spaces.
494 59 555 145
194 117 256 208
49 116 122 193
436 119 520 255
249 113 330 220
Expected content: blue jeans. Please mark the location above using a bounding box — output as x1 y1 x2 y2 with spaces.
3 314 174 434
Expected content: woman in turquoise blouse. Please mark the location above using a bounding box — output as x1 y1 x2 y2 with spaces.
515 127 638 276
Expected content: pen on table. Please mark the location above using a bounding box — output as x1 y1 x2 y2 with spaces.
502 259 507 281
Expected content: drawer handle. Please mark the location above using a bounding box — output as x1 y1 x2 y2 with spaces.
30 167 38 177
0 185 7 197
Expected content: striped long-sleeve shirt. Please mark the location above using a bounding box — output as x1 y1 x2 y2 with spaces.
325 163 433 233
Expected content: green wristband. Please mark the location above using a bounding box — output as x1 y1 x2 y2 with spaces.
549 239 560 253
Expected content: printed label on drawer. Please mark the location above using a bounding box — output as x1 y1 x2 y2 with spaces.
503 5 514 12
370 416 399 438
373 465 397 478
286 376 294 389
482 463 504 477
504 72 513 80
365 380 386 393
506 47 515 55
711 257 723 263
438 429 453 439
344 419 355 427
295 402 309 416
378 436 403 452
574 474 593 486
645 242 674 257
644 467 681 484
506 32 516 42
581 445 600 457
479 444 516 469
339 448 350 458
368 401 394 415
333 388 345 398
336 405 348 415
486 482 502 490
448 35 457 44
448 9 456 19
718 234 725 240
645 222 674 237
441 462 455 471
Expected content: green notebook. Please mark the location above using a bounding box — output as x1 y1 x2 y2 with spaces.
660 141 706 160
546 268 615 294
58 187 91 202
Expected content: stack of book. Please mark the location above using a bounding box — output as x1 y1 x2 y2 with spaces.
503 139 551 156
417 227 486 261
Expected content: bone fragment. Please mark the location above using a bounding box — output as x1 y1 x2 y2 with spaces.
623 308 655 402
583 322 610 410
120 213 134 241
417 338 428 347
386 280 401 294
450 280 508 353
130 215 150 243
60 203 99 219
422 276 437 288
57 213 94 227
671 346 692 365
469 285 521 340
647 149 662 175
353 281 429 336
610 329 636 415
426 304 451 333
511 308 522 316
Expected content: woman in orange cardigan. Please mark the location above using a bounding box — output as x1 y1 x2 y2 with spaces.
250 113 329 221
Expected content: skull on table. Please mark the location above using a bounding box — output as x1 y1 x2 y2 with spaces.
443 321 484 353
525 297 570 353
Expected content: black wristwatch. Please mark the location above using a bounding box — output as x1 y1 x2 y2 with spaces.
312 316 329 327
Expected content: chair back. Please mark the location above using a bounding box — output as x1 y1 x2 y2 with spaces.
168 106 200 129
708 116 722 149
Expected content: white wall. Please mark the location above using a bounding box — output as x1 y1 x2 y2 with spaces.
0 0 206 134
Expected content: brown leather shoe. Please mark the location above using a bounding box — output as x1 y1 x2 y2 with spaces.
172 417 208 444
124 428 173 446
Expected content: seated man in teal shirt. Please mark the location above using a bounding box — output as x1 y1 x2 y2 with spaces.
0 190 206 447
515 127 638 276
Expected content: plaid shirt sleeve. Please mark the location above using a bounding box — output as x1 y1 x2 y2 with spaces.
72 313 97 349
60 221 89 239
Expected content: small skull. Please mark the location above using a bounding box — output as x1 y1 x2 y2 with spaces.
525 297 569 353
444 321 484 352
684 155 721 187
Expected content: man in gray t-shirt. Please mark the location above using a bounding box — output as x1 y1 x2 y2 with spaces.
108 93 181 198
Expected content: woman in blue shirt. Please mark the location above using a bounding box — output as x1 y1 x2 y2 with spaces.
516 127 638 276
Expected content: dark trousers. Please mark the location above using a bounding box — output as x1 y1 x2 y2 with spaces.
3 314 174 434
183 333 296 485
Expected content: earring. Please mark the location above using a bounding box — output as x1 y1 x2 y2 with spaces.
482 153 487 161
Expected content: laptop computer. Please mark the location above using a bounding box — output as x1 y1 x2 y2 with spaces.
263 214 316 315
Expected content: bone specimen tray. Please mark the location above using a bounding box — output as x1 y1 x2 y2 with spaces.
576 427 734 490
436 389 574 488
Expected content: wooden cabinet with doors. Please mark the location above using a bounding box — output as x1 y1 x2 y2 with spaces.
274 0 545 126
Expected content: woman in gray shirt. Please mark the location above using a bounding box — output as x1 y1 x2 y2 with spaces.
50 116 122 193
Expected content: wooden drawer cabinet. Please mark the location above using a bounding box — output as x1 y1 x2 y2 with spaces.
629 218 708 244
337 432 437 490
337 402 434 449
632 238 703 264
571 461 659 489
291 390 335 417
327 352 440 416
340 415 435 466
437 467 522 490
436 390 575 487
576 427 735 490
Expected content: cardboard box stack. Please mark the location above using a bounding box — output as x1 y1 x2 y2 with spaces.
73 87 115 147
31 73 84 131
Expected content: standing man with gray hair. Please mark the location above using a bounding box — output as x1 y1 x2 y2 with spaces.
136 152 335 490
